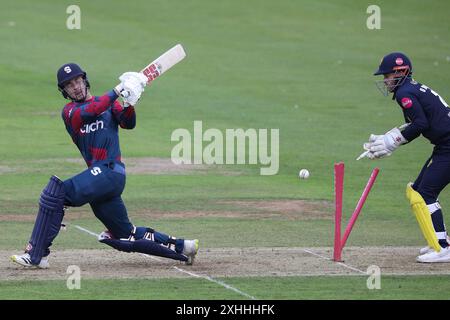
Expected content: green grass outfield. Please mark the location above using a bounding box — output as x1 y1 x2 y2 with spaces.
1 0 450 300
3 276 450 300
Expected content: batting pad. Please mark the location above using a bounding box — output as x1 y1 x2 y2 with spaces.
406 184 441 252
100 238 188 262
29 176 65 264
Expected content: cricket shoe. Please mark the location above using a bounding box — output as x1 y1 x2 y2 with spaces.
183 239 199 265
10 253 49 269
420 237 450 255
419 246 434 255
416 246 450 263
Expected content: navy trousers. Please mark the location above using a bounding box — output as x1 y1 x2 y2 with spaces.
63 160 183 252
413 149 450 203
412 148 450 247
63 161 133 238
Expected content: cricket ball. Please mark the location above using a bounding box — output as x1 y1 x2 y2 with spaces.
299 169 310 179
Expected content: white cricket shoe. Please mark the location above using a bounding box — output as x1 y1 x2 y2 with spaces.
10 253 50 269
416 246 450 263
419 237 450 255
183 239 199 265
419 246 434 255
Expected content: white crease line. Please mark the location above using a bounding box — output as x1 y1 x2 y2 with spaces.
335 262 366 274
73 225 99 237
173 266 256 300
302 248 366 274
73 224 256 299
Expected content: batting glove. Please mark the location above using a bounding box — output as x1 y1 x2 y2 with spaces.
118 72 148 106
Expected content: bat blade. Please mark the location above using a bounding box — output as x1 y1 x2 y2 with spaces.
141 44 186 83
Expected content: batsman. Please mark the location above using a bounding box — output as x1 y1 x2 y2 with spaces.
10 63 199 268
361 52 450 263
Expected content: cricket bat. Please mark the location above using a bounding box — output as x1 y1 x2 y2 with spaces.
356 150 370 161
119 44 186 99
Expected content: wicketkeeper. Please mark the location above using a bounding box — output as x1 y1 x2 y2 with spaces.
10 63 199 268
361 52 450 263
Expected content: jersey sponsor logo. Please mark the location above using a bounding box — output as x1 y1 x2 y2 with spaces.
401 97 413 109
395 57 404 65
80 120 104 134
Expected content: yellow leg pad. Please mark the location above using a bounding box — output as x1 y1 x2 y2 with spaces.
406 184 441 252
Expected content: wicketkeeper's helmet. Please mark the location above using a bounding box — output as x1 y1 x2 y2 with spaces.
374 52 412 76
374 52 412 96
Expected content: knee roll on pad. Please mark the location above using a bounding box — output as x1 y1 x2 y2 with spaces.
406 183 441 252
39 176 66 211
132 226 155 241
132 226 179 252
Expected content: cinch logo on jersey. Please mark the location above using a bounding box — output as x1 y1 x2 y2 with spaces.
80 120 104 133
401 97 413 109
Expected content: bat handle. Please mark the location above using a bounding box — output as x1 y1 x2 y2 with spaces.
356 150 369 161
120 90 130 98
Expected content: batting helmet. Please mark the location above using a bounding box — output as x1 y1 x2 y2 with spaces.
57 63 90 100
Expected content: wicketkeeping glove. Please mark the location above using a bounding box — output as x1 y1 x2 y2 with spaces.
366 127 407 159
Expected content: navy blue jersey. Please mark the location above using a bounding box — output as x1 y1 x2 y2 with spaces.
61 89 136 167
394 79 450 146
